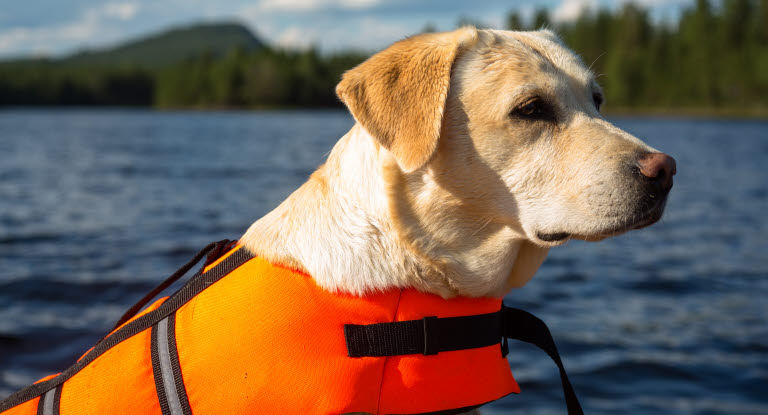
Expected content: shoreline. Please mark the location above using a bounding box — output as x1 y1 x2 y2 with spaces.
1 105 768 120
603 107 768 120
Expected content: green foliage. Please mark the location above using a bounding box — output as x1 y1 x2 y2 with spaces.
541 0 768 111
0 60 154 106
64 22 263 68
506 12 524 31
0 22 365 109
153 47 365 109
0 4 765 113
533 8 552 30
456 16 490 29
421 22 438 33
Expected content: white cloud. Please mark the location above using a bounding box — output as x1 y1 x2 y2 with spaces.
0 0 694 57
274 26 313 49
625 0 684 6
0 2 142 56
339 0 380 9
255 16 411 52
551 0 597 23
256 0 380 13
0 28 34 54
101 2 142 21
239 0 403 51
352 17 411 46
0 18 100 55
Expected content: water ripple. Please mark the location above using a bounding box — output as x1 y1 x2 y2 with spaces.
0 110 766 414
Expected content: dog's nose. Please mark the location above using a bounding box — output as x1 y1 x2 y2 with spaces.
638 152 676 194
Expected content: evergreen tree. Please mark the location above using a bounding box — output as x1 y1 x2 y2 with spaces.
0 4 765 113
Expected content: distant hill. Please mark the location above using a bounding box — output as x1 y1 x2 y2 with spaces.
0 20 362 108
12 22 265 68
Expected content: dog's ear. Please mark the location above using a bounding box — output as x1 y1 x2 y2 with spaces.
336 27 478 172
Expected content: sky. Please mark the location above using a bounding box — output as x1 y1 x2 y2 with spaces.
0 0 694 58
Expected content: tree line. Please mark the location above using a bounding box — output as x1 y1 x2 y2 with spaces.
0 0 765 113
528 0 768 112
0 48 365 109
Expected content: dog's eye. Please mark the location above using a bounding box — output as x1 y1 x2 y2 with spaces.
593 93 603 111
513 98 553 121
519 101 541 116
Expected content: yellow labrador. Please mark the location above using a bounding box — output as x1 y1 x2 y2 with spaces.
241 27 676 301
0 27 677 415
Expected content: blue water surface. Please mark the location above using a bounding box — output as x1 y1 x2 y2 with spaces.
0 109 766 414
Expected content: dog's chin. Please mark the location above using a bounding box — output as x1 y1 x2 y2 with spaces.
536 198 668 245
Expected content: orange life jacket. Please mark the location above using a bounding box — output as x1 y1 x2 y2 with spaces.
0 241 583 415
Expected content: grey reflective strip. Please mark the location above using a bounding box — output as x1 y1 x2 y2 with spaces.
40 388 55 415
157 317 184 415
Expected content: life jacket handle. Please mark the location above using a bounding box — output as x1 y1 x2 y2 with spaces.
345 305 585 415
107 239 235 333
503 307 584 415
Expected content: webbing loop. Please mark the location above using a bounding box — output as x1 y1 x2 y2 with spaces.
344 305 585 415
0 241 253 413
108 239 233 333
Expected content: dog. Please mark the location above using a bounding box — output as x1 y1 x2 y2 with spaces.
238 26 675 414
1 27 675 415
241 26 675 299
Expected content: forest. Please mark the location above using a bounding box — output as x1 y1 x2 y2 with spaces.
0 0 765 114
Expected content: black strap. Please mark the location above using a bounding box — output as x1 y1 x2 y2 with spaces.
344 305 584 415
502 307 584 415
345 312 502 357
108 239 232 332
0 243 253 412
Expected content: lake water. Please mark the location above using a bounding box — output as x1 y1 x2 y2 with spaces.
0 109 766 414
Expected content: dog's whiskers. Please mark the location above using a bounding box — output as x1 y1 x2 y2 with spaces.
471 217 493 237
588 52 606 72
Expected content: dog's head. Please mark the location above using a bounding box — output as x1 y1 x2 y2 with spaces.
336 27 676 295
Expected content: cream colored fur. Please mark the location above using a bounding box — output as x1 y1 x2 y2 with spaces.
241 27 662 299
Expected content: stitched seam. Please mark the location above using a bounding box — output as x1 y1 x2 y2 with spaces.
376 289 404 415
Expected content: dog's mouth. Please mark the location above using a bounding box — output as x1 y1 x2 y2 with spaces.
629 200 667 230
536 197 669 244
536 231 571 242
586 197 669 240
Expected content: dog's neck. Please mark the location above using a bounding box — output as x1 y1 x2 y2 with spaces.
241 124 426 296
240 124 548 298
